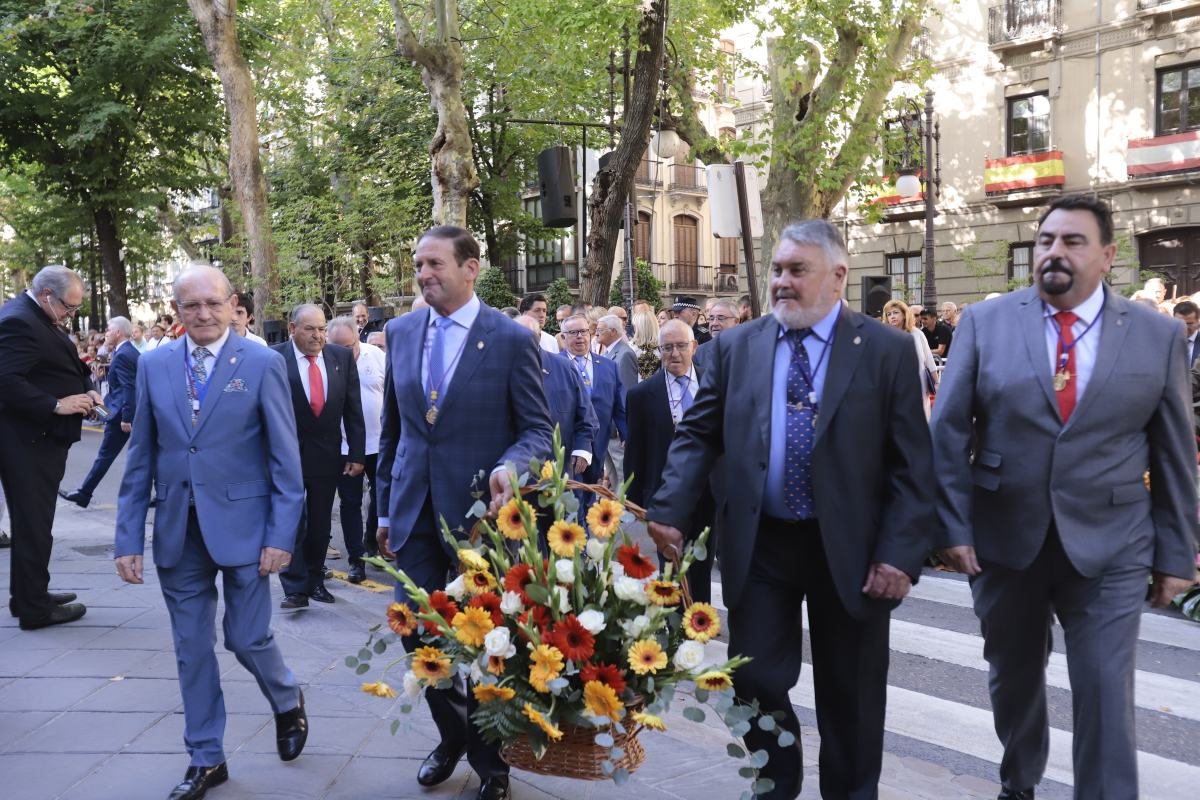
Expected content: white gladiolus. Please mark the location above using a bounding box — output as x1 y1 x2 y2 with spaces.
444 574 467 601
585 537 607 561
610 560 626 579
402 671 422 698
621 614 651 638
577 609 606 635
484 627 512 657
555 558 576 584
553 585 571 613
500 591 525 615
613 576 648 604
672 640 705 671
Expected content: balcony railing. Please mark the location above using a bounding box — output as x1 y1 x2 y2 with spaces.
672 263 701 289
669 164 707 191
1137 0 1200 9
987 0 1061 47
634 159 663 186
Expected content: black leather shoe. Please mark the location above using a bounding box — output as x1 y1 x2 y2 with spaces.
11 592 79 618
20 602 86 630
309 584 335 603
57 489 91 508
347 561 366 584
417 743 465 787
998 789 1035 800
280 594 309 609
275 690 308 761
476 775 511 800
167 762 228 800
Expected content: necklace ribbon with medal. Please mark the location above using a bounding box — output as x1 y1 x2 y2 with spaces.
425 324 470 425
787 322 835 416
1047 300 1101 392
184 346 211 420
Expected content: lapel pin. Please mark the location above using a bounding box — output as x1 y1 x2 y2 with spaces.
230 357 237 364
853 336 862 345
477 341 485 350
1116 319 1123 326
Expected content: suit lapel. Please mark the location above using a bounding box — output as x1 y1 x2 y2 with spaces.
814 308 865 442
192 337 248 438
436 307 495 420
1020 292 1060 420
282 345 315 423
1065 289 1128 430
746 317 777 454
323 344 343 417
170 339 193 433
403 313 430 416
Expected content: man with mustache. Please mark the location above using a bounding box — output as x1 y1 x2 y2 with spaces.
646 220 935 799
931 195 1198 800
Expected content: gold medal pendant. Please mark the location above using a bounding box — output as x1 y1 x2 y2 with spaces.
425 405 439 425
1053 370 1070 392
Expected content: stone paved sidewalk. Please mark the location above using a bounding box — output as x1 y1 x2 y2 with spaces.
0 493 995 800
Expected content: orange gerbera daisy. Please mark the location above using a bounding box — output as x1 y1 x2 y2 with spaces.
682 602 721 642
546 614 595 663
503 562 535 605
580 661 627 695
410 646 452 683
583 680 624 721
426 591 459 637
529 643 565 692
487 655 507 676
695 670 734 691
452 606 495 647
464 568 498 595
472 683 516 703
632 710 667 731
496 497 534 540
645 580 683 606
360 681 398 699
627 639 668 675
586 498 624 539
386 602 417 636
523 703 563 741
615 544 656 579
468 592 503 627
547 520 586 557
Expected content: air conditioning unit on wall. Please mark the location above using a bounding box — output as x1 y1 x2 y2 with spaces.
714 273 739 293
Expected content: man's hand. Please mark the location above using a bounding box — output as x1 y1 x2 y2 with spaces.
115 555 144 584
488 469 516 516
647 521 684 560
343 461 365 477
259 547 292 577
937 545 982 576
1148 571 1195 609
120 422 132 434
376 526 394 559
87 390 103 405
571 456 588 476
862 562 912 600
55 393 95 415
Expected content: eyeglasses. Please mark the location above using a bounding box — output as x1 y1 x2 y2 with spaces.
48 293 83 314
178 298 230 313
657 343 690 354
709 314 735 323
562 329 589 337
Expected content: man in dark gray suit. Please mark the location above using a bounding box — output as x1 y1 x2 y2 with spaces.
647 220 934 800
932 195 1198 800
595 313 637 489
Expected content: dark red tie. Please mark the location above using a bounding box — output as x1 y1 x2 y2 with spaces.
306 355 325 416
1054 311 1078 422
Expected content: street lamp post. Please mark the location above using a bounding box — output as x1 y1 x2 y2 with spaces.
895 90 941 307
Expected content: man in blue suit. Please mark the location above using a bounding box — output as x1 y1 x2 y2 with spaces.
60 316 139 508
559 313 626 499
114 266 309 800
376 226 553 800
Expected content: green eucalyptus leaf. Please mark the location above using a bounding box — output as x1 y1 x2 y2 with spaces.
594 732 615 748
355 663 371 675
726 742 746 759
682 706 706 723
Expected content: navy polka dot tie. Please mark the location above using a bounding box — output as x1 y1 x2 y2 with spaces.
784 329 815 518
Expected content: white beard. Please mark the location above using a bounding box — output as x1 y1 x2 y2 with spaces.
772 301 833 330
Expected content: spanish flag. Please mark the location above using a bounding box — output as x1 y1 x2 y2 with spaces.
984 151 1065 193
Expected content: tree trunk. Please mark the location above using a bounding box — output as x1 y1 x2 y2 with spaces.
188 0 275 332
157 202 206 262
579 1 669 306
92 207 130 318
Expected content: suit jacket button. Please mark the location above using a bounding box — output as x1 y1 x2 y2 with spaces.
189 446 197 454
182 481 189 488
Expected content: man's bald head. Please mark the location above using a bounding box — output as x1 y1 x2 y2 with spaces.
514 314 542 340
171 266 235 346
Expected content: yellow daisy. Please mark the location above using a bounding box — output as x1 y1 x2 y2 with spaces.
464 568 498 595
632 710 667 731
681 602 721 642
410 646 452 683
458 548 490 572
473 683 516 703
645 580 683 606
586 498 624 539
547 520 586 557
627 639 668 675
496 497 534 540
695 670 734 691
386 602 417 636
360 681 398 699
523 703 564 741
529 643 565 692
583 680 624 721
451 606 495 647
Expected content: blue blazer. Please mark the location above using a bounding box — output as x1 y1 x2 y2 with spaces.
568 352 627 484
114 334 306 568
376 303 554 552
541 350 599 465
105 341 140 424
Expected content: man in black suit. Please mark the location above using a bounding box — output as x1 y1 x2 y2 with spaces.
60 316 140 508
353 301 384 343
647 221 934 800
624 319 714 603
0 266 98 629
274 304 366 608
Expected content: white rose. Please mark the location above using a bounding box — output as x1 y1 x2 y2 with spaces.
402 671 422 698
500 591 525 616
586 538 607 561
484 627 512 657
621 614 650 638
672 640 705 671
577 609 606 635
613 576 648 604
610 561 626 579
444 574 467 601
555 558 576 584
553 585 571 614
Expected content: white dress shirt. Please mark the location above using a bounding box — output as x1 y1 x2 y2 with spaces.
665 365 699 425
185 328 231 380
243 330 267 346
1187 331 1198 368
341 341 386 456
421 294 481 395
292 342 328 405
539 330 560 354
1042 282 1104 403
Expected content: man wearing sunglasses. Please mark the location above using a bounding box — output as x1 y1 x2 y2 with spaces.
0 265 98 630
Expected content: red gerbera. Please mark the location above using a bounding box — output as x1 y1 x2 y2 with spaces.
504 563 535 605
616 544 656 579
546 614 596 663
426 590 459 637
580 661 627 695
468 592 504 627
517 605 551 641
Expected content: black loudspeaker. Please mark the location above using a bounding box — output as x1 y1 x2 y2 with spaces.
367 305 391 323
537 146 576 228
263 319 287 345
861 276 892 318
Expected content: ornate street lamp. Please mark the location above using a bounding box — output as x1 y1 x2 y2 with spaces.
895 90 941 306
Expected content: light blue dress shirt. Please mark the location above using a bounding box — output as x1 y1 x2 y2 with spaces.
421 293 481 397
762 301 843 520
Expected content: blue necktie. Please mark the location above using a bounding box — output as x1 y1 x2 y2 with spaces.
574 355 591 393
675 374 693 415
784 329 816 518
426 316 453 405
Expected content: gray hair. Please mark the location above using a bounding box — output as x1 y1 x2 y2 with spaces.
107 316 133 338
562 313 590 330
326 315 357 338
597 314 624 335
31 265 84 298
778 220 848 268
658 318 695 344
709 299 739 317
173 266 233 301
290 303 325 324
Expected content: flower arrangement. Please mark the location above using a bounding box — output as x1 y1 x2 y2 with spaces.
350 431 788 795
